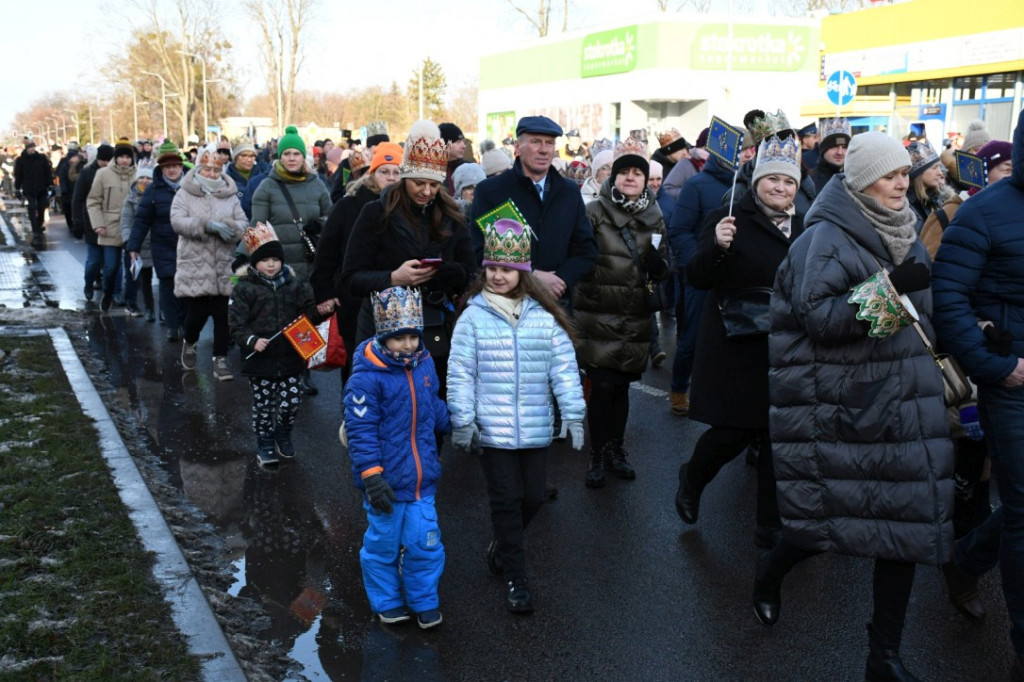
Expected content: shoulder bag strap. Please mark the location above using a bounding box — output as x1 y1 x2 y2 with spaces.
271 176 302 226
618 224 648 276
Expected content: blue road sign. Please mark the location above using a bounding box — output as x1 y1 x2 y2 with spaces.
826 70 857 107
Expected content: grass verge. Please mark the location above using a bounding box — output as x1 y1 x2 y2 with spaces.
0 335 201 680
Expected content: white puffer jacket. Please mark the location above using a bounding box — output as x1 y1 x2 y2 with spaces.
447 293 585 450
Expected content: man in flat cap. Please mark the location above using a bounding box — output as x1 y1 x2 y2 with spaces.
471 115 597 302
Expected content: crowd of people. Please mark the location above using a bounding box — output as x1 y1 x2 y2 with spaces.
4 103 1023 680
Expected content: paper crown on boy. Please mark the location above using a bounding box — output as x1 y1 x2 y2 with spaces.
482 218 533 272
373 286 424 341
243 222 284 264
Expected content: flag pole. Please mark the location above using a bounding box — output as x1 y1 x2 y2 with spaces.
728 166 740 217
244 330 282 360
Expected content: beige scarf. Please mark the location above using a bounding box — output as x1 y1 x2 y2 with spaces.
482 288 523 327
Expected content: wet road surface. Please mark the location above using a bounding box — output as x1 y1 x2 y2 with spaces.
3 205 1017 681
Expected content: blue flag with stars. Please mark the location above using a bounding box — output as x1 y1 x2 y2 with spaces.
707 116 743 171
955 150 986 190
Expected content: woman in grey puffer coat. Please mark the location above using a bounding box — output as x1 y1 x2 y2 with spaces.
171 145 247 380
752 133 954 682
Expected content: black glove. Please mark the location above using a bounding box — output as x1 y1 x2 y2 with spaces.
643 249 668 279
888 258 930 294
983 324 1015 356
363 473 396 515
432 262 466 291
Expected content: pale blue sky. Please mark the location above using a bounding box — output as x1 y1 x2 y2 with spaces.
1 0 678 132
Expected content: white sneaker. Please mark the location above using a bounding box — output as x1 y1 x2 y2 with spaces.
181 341 197 370
213 356 233 381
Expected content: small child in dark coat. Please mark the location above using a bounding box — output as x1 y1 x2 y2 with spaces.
228 222 335 468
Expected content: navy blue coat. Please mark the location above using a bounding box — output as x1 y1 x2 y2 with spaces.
240 168 269 219
127 166 181 279
932 108 1024 386
470 158 597 293
667 155 735 269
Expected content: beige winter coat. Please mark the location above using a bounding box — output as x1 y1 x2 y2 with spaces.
87 162 135 246
170 168 247 298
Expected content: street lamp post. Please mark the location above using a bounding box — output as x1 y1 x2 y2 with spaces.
119 82 139 142
141 71 171 139
63 109 79 141
54 114 67 142
177 50 208 142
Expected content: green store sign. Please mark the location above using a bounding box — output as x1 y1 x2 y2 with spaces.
581 26 638 78
692 24 810 72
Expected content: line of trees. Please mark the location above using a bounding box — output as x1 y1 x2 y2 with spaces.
7 0 475 147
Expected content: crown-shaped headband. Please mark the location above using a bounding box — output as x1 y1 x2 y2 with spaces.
657 128 681 148
819 117 852 141
401 120 449 182
614 136 648 160
563 159 590 186
242 222 279 255
372 286 423 339
748 110 793 147
907 140 940 177
482 218 533 272
755 135 801 170
367 120 388 137
590 138 613 155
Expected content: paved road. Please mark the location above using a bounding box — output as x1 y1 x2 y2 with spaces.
5 206 1017 681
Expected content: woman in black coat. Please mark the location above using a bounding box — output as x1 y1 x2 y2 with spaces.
339 121 475 395
674 136 804 549
311 144 403 381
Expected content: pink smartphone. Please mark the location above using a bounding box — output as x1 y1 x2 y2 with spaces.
419 258 442 268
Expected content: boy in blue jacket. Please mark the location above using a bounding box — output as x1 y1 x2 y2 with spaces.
343 286 451 629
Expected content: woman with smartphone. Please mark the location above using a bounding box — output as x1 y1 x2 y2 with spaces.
340 120 476 395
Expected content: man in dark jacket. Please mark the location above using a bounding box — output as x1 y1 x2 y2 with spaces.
809 118 851 193
72 144 113 301
933 107 1024 678
440 123 466 196
470 115 597 303
13 140 54 236
55 142 84 234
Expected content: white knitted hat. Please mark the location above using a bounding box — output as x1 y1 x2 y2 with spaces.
843 132 911 192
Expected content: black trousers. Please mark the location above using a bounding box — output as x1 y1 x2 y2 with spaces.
587 381 630 453
183 295 230 356
686 426 780 528
479 446 548 581
24 189 48 233
762 540 917 649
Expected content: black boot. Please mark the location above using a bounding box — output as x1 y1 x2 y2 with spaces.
585 445 606 488
865 623 921 682
606 439 636 480
274 423 295 459
752 550 781 627
675 463 701 524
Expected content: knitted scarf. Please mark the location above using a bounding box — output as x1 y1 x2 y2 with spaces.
752 192 796 230
273 161 308 183
372 338 423 367
610 186 651 214
195 172 226 194
842 181 918 265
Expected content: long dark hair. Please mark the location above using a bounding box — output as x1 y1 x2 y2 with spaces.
458 267 577 344
381 178 465 242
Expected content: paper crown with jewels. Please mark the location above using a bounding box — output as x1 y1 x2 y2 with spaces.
563 159 590 187
907 139 940 179
483 218 533 272
590 138 613 156
367 120 388 138
614 135 648 161
242 222 279 255
752 135 802 184
747 110 793 147
400 120 449 183
819 117 852 143
373 287 424 340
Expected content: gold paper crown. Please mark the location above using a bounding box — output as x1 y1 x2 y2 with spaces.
401 120 449 182
367 120 388 137
755 135 801 170
748 110 793 147
372 287 423 337
242 222 279 255
614 136 648 161
482 218 533 271
657 128 682 148
818 117 852 142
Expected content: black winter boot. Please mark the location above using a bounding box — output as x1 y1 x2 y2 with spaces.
256 436 279 469
274 423 295 459
606 439 636 480
865 623 921 682
585 445 606 488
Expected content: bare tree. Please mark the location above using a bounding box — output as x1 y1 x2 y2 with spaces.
507 0 552 37
243 0 318 131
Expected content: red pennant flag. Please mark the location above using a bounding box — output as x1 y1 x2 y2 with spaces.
282 315 326 361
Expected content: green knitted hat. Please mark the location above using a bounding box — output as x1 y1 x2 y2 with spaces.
156 139 183 167
278 125 306 157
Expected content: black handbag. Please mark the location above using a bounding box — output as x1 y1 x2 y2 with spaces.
718 287 773 339
618 225 666 313
273 177 319 261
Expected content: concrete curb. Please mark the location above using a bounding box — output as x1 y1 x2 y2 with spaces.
30 326 248 681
